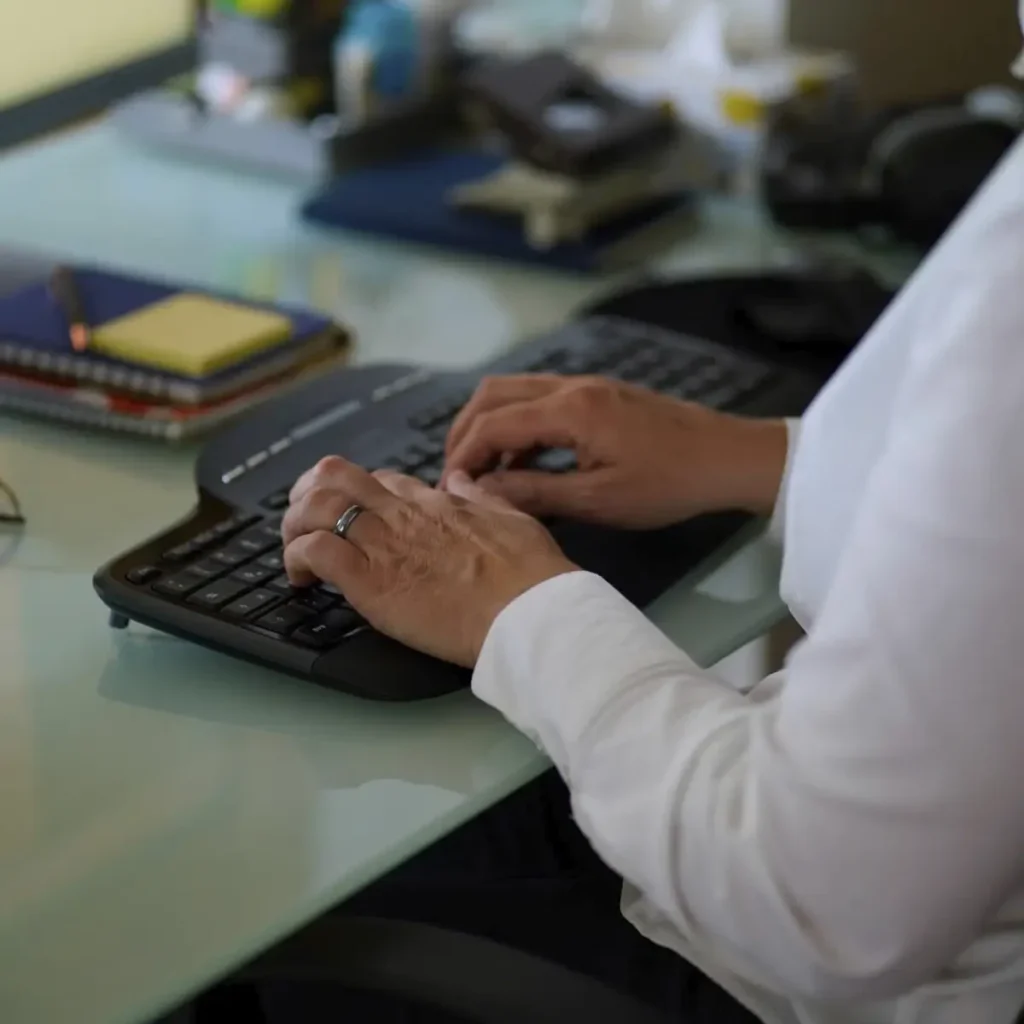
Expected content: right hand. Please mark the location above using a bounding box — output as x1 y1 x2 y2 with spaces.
443 375 788 530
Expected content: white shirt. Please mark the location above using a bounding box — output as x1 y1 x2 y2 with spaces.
473 135 1024 1024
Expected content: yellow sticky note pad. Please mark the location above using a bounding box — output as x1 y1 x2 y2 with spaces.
92 294 293 378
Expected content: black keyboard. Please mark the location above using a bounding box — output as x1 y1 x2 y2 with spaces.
94 315 821 702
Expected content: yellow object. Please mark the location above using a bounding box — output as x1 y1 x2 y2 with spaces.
93 294 293 378
720 89 767 127
235 0 289 16
0 1 191 109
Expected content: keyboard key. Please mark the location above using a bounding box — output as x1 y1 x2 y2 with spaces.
126 566 161 586
191 529 221 548
291 590 337 613
210 544 253 568
222 589 280 619
645 367 679 391
232 563 277 586
154 571 210 599
210 515 251 541
234 528 279 556
162 542 198 564
293 607 363 649
699 385 745 410
255 602 314 636
261 489 291 511
531 448 577 474
227 512 261 531
187 578 251 610
266 574 297 595
188 559 228 581
258 550 285 572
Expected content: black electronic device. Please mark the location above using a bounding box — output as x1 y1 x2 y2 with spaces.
94 305 832 703
462 50 678 179
762 87 1024 248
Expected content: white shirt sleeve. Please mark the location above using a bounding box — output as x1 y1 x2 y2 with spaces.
473 141 1024 1003
767 418 801 546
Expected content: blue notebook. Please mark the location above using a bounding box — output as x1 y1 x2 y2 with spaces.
0 266 343 405
302 150 695 275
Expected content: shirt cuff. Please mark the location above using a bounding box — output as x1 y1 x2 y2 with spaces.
767 418 801 546
472 571 724 773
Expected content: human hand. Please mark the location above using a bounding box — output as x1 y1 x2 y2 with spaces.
443 375 788 530
281 457 577 668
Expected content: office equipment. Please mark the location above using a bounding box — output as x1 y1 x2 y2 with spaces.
584 267 896 376
0 266 346 404
302 149 694 273
94 312 820 701
49 266 92 352
762 87 1022 247
462 51 678 180
91 293 294 376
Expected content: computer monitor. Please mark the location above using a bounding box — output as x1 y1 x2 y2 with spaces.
0 0 195 149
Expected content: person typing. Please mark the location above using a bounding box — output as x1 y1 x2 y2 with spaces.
268 19 1024 1024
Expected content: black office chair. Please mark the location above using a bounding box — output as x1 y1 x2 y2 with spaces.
240 916 676 1024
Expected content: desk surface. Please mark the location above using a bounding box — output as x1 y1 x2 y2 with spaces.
0 125 807 1024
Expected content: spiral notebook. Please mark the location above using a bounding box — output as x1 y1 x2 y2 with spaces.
0 266 345 405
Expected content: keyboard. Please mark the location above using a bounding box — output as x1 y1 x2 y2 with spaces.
94 314 821 702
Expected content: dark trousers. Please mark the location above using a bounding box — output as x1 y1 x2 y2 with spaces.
261 771 758 1023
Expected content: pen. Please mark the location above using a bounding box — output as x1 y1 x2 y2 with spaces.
50 265 91 352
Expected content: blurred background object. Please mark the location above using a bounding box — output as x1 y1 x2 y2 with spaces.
0 0 193 149
788 0 1021 104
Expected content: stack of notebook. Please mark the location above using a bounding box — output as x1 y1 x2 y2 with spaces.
0 264 349 441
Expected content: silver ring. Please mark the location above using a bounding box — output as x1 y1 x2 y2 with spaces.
333 504 365 542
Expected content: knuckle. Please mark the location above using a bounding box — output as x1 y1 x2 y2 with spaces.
565 377 610 412
312 455 346 482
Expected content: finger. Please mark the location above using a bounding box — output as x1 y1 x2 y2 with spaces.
475 467 615 519
284 530 367 590
282 486 388 553
289 456 392 509
446 375 564 460
444 396 579 483
372 468 433 501
445 469 518 513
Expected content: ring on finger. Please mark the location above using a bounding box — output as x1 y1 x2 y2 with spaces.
333 504 366 542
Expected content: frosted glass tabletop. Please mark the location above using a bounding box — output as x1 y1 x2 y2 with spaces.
0 125 794 1024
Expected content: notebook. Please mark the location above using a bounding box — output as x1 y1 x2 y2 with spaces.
0 347 349 442
92 294 295 377
0 267 346 405
301 149 695 275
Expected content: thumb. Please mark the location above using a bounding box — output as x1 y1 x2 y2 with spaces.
475 469 602 519
445 470 517 512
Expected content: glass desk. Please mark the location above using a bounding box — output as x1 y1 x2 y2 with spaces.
0 124 795 1024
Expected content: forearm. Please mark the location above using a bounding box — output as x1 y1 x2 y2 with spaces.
473 568 1024 1002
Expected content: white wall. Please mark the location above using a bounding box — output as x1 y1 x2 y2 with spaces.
0 0 193 109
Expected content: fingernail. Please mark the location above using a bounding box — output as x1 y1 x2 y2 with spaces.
448 470 471 486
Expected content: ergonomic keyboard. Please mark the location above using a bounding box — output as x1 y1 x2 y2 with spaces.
94 314 821 702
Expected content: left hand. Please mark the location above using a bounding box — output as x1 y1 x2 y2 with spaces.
281 457 577 668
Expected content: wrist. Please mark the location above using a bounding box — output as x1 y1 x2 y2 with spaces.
713 415 790 518
472 558 579 665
